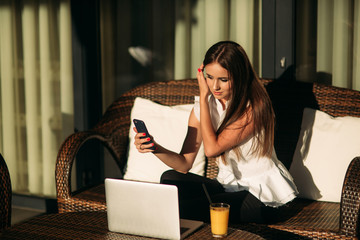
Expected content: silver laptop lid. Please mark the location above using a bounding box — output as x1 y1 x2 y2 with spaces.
105 178 181 239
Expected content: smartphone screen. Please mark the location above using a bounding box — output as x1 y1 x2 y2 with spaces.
133 119 156 150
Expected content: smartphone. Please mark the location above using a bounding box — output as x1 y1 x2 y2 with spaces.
133 119 156 150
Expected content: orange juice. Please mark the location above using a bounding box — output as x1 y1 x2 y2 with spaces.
210 203 230 237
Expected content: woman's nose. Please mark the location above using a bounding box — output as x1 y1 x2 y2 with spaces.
213 79 220 90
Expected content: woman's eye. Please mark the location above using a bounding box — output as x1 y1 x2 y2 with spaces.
220 79 229 82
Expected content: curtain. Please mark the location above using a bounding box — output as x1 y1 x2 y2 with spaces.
174 0 262 79
0 0 73 197
317 0 360 91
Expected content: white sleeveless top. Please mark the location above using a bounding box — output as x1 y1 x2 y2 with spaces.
194 96 298 207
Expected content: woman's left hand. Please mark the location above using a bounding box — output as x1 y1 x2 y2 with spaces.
197 64 210 99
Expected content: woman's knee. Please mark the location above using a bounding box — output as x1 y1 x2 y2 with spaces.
160 169 183 183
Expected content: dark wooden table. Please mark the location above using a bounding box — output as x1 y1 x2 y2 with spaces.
1 211 270 240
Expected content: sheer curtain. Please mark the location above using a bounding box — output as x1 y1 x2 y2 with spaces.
174 0 262 79
317 0 360 91
0 0 73 197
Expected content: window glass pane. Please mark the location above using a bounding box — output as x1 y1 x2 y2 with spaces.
296 0 360 90
100 0 262 111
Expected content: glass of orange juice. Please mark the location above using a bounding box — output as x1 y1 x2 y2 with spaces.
210 203 230 237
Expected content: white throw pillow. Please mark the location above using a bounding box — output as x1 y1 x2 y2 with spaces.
124 97 205 183
290 108 360 202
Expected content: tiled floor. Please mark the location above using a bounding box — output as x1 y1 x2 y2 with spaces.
11 206 45 225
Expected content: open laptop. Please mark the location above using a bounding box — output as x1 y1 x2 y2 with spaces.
105 178 204 240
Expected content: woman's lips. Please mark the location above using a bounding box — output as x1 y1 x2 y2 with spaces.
213 91 222 95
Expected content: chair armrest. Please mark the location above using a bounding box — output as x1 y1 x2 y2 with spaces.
0 154 11 231
55 130 123 200
340 156 360 237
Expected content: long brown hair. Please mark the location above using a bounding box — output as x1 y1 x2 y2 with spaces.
203 41 275 163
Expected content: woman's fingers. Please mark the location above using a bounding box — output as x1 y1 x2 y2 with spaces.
197 66 205 83
139 142 155 151
136 142 155 153
197 64 210 97
134 132 155 152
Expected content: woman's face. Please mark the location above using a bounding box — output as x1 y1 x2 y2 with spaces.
204 62 232 102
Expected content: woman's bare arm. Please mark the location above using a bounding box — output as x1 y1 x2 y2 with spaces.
199 97 254 157
196 65 254 157
133 109 202 173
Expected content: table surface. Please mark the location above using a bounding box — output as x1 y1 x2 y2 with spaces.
1 211 269 240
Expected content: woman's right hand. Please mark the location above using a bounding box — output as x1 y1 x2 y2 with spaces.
133 127 156 153
197 64 210 99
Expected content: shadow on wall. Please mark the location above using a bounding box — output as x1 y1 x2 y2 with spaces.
265 65 324 199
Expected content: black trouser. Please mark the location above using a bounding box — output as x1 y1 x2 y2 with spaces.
160 170 282 224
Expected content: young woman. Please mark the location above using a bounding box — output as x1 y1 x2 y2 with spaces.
134 41 298 223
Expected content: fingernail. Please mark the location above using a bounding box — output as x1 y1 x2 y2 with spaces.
147 138 150 141
142 133 146 136
197 68 201 72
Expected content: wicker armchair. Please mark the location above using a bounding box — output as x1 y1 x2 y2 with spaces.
56 78 360 239
0 154 11 232
56 79 201 212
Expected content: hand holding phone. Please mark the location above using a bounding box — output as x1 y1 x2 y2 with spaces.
133 119 156 150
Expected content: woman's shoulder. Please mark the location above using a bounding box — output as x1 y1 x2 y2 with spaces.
193 95 215 120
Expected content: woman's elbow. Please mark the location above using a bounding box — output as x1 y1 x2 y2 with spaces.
176 165 191 174
176 169 189 174
176 161 193 174
204 149 221 158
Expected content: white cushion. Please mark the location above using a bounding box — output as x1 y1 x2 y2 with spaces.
290 108 360 202
124 97 205 183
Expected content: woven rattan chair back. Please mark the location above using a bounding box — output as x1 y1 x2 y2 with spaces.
0 154 11 232
56 77 360 232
